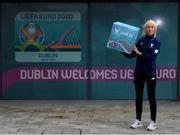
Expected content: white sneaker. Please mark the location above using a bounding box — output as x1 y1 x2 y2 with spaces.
146 120 157 131
130 119 143 129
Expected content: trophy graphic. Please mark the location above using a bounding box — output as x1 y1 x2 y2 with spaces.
19 22 44 45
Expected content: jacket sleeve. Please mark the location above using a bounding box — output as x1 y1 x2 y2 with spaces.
140 40 161 61
121 51 137 58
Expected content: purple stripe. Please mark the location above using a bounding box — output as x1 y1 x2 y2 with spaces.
2 66 177 95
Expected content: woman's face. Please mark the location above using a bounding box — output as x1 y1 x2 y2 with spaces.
145 23 156 36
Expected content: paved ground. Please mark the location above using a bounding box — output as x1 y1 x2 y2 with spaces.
0 100 180 134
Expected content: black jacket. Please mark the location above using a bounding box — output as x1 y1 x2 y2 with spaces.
122 35 161 78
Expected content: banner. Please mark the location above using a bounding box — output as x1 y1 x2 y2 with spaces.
15 12 81 62
2 66 177 96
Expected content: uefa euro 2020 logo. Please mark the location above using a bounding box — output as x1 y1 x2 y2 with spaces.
17 22 44 51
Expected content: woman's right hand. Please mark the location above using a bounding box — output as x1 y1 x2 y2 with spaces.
133 46 142 56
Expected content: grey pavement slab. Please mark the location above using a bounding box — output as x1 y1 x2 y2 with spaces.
0 100 180 134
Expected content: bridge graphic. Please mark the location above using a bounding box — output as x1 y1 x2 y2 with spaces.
49 27 81 51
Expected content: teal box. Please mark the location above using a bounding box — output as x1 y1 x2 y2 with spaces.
107 22 140 54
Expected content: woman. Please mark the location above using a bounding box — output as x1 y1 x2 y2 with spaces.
122 20 161 131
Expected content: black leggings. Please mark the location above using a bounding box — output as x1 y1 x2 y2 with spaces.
134 76 157 122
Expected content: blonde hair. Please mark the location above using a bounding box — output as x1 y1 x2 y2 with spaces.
142 19 157 37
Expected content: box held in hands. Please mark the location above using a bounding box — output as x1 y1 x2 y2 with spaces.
107 22 140 54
